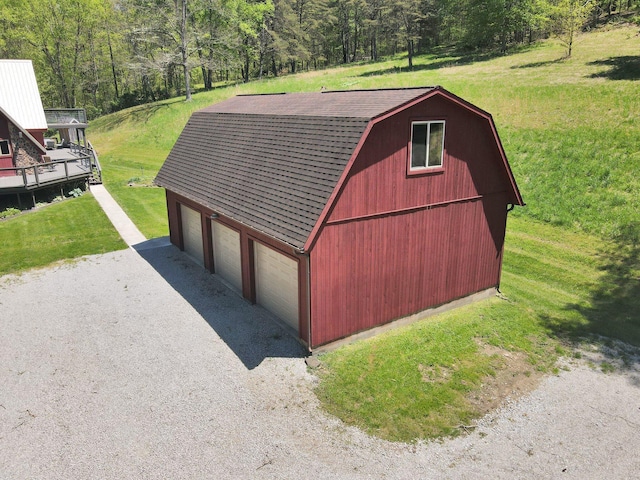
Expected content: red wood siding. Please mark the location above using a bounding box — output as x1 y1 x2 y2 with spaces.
0 116 10 140
28 130 46 147
327 95 511 222
310 194 507 347
0 117 12 176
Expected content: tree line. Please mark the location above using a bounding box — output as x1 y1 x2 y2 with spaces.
0 0 637 117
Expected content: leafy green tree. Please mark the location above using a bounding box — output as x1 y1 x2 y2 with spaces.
331 0 368 63
0 0 32 59
3 0 634 114
191 0 240 89
418 0 448 49
300 0 335 68
268 0 310 74
123 0 197 100
236 0 273 81
460 0 550 51
362 0 391 60
391 0 423 67
552 0 593 57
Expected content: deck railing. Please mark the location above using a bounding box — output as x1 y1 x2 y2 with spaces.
70 141 102 184
86 140 102 184
0 156 92 190
44 108 88 125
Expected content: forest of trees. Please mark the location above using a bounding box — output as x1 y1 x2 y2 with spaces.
0 0 637 117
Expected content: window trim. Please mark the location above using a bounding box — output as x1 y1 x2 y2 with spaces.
0 139 11 157
408 120 446 175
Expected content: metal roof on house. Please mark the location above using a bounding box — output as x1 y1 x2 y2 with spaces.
0 60 48 131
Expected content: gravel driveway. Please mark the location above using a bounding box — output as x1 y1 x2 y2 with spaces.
1 242 639 479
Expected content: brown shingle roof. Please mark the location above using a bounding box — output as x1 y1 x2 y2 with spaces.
155 88 436 248
203 87 434 118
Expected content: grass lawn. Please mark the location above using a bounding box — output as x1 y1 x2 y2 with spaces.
85 24 639 441
0 194 127 276
316 216 640 441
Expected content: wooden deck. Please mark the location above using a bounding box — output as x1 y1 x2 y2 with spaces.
0 147 97 194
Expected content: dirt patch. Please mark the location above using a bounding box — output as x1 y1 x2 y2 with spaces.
467 341 545 417
418 363 455 383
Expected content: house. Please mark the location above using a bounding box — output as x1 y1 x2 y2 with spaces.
155 87 524 350
0 60 101 200
0 60 48 176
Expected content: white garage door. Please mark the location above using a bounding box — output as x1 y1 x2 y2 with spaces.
180 204 204 266
211 222 242 293
254 243 299 332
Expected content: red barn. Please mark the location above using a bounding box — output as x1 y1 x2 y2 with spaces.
155 87 523 350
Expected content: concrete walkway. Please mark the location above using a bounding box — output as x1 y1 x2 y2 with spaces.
90 184 147 247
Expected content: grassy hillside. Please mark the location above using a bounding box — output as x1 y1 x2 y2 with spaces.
90 26 640 242
87 25 639 441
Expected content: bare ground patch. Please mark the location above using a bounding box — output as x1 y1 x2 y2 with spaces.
467 340 546 417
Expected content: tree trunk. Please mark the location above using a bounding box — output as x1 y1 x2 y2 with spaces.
342 31 349 63
70 13 81 107
371 35 377 61
180 0 191 101
41 42 71 107
106 29 119 100
351 10 358 62
88 29 99 108
192 23 210 91
243 46 250 82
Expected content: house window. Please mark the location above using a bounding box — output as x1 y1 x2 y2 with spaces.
0 140 10 156
410 121 445 170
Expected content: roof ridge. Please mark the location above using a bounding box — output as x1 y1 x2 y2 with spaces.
321 85 437 94
236 86 437 97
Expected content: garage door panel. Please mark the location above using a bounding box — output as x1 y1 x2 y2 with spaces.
255 243 299 332
211 222 242 293
181 204 204 266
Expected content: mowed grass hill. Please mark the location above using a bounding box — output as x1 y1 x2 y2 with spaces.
2 24 638 441
90 25 640 243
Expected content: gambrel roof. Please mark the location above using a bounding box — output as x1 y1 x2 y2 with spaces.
155 87 523 249
0 60 48 131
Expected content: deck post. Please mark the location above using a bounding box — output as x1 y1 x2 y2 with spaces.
64 160 69 179
21 167 27 187
33 165 40 186
31 191 36 208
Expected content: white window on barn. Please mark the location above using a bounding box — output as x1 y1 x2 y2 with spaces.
410 121 445 170
0 139 10 156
